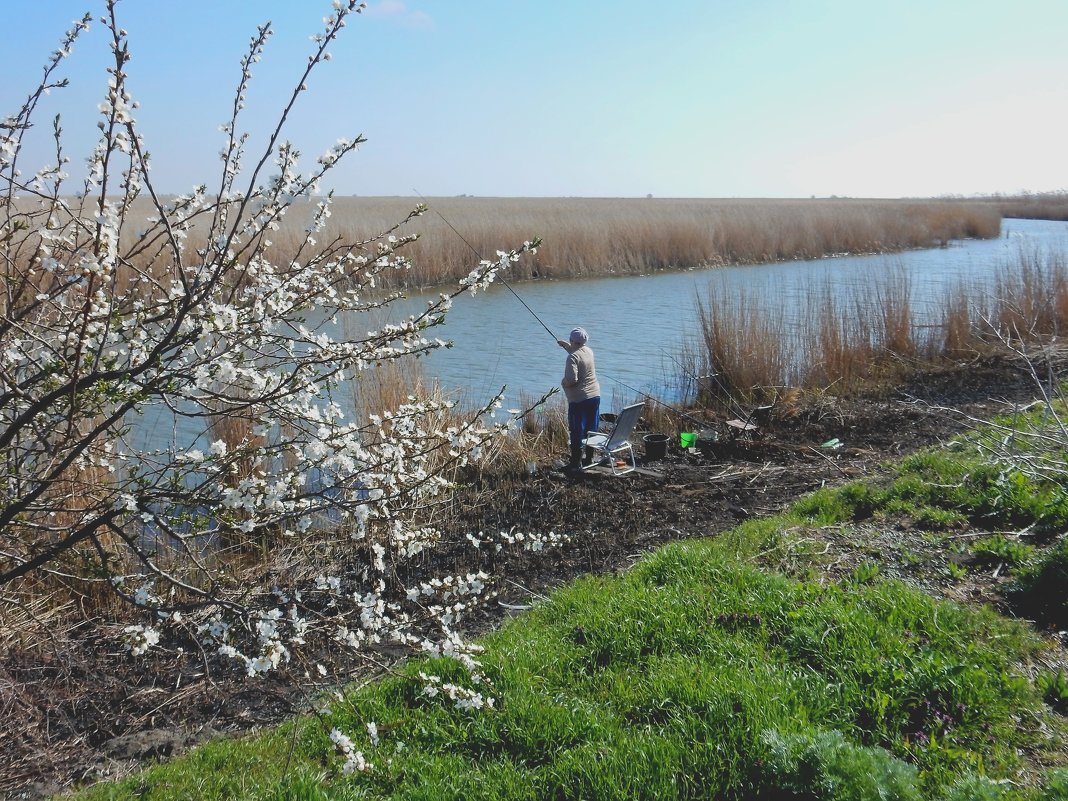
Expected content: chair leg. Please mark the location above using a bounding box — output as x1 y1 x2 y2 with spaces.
613 444 635 475
581 448 602 471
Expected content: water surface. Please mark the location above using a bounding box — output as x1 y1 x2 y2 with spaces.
126 218 1068 452
375 218 1068 408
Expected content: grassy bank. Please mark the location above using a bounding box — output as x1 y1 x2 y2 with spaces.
67 409 1068 800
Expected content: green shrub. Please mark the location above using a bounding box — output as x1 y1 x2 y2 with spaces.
758 729 923 801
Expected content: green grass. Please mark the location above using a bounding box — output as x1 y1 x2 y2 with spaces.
789 437 1068 537
74 727 301 800
71 542 1065 801
292 549 1052 800
67 413 1068 801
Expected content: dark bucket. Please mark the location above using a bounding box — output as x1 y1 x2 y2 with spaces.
643 433 669 461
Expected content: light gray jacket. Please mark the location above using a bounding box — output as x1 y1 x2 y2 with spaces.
561 344 600 403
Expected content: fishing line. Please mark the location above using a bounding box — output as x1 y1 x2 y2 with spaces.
659 348 749 421
603 373 712 430
413 189 559 342
415 191 740 428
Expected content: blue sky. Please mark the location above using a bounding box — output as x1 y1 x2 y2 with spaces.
2 0 1065 199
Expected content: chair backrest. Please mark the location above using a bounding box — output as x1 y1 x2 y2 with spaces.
604 402 644 448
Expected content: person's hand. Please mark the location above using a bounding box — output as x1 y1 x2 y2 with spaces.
557 339 569 349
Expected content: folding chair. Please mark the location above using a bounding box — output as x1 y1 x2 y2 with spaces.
725 403 774 439
581 402 644 476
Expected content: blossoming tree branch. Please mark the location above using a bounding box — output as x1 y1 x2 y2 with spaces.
0 0 551 774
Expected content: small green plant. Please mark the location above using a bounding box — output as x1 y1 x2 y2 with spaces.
901 549 923 568
913 505 969 530
971 534 1035 568
795 482 881 525
759 729 923 801
846 560 882 585
1036 669 1068 715
946 561 969 582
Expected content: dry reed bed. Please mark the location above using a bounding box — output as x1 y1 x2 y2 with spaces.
60 197 1003 290
9 197 1001 296
993 191 1068 222
291 197 1001 287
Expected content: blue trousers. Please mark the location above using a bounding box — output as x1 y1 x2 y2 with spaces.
568 396 601 462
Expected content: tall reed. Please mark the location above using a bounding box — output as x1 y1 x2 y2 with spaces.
940 287 974 358
990 191 1068 222
989 249 1068 339
803 293 875 390
694 292 792 406
93 197 1002 291
312 197 1002 288
688 248 1068 409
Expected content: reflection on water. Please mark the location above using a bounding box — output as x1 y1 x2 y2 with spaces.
375 218 1068 408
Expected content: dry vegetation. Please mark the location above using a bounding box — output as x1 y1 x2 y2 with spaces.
304 196 1002 287
688 248 1068 408
990 191 1068 222
78 196 1002 290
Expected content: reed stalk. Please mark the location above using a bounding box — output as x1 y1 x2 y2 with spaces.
688 247 1068 410
91 197 1003 291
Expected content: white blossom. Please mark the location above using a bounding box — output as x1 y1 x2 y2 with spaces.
123 625 160 656
0 0 544 732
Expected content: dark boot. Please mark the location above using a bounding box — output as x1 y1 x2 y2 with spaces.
567 445 583 474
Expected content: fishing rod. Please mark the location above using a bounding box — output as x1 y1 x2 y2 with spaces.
603 373 713 431
659 349 749 422
416 193 727 429
412 189 559 342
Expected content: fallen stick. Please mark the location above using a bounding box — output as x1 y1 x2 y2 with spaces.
807 446 850 478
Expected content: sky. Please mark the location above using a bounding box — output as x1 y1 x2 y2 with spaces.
1 0 1066 199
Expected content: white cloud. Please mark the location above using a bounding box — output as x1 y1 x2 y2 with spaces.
365 1 433 29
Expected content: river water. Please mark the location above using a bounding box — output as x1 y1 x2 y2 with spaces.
126 218 1068 452
370 218 1068 410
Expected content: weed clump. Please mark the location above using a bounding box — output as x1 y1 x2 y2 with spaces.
758 728 922 801
1007 538 1068 627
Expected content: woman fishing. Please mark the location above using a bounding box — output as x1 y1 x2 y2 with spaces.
558 326 601 474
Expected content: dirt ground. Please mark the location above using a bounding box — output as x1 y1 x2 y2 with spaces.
3 353 1064 800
